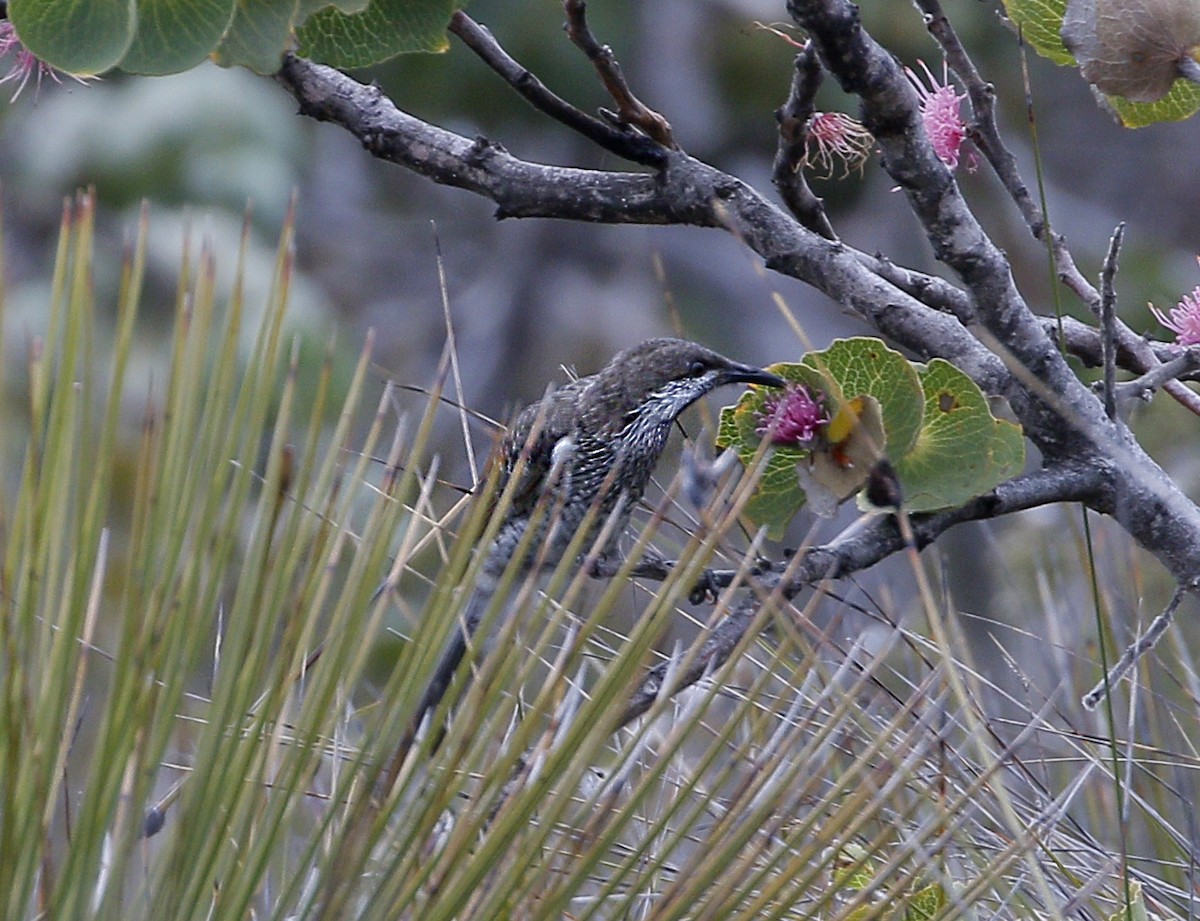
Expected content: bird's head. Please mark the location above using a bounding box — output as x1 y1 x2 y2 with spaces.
585 338 785 430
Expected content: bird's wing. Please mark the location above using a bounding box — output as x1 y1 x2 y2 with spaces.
498 382 583 516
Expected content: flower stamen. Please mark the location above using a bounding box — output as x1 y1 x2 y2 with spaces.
756 384 830 446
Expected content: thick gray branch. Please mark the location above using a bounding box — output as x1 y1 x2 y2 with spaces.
276 54 1001 391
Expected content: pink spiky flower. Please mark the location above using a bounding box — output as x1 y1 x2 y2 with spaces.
0 20 92 101
756 383 829 446
804 111 874 178
905 60 971 171
1150 259 1200 346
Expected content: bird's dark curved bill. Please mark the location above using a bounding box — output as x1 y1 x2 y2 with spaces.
722 364 786 389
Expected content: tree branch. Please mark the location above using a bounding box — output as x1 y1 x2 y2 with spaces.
619 462 1108 727
276 0 1200 585
1044 315 1200 378
786 0 1200 582
448 11 667 167
561 0 676 148
771 42 837 239
275 54 1006 397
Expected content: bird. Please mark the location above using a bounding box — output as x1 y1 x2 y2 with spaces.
387 338 784 774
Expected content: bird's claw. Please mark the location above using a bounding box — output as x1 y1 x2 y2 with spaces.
688 569 722 605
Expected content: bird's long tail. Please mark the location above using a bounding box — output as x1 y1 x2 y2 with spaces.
378 580 494 795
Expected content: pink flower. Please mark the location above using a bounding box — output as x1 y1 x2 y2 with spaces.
756 384 829 446
1150 263 1200 346
905 60 971 171
804 111 874 178
0 21 92 101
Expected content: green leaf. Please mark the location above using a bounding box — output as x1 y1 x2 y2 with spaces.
799 338 924 459
1109 79 1200 126
717 338 925 536
8 0 137 75
119 0 238 74
1000 0 1074 65
905 883 948 920
892 359 1025 512
212 0 301 74
720 343 1025 534
296 0 459 67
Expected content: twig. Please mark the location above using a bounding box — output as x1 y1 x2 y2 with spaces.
562 0 676 148
771 42 837 239
1082 587 1189 710
914 0 1043 236
1042 315 1200 378
448 11 667 167
858 252 975 324
1111 351 1200 404
1100 224 1124 420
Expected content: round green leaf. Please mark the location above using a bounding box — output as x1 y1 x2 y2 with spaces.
8 0 136 75
296 0 459 68
120 0 238 74
717 338 925 536
1000 0 1074 65
1109 79 1200 126
891 359 1025 512
798 337 924 460
212 0 301 74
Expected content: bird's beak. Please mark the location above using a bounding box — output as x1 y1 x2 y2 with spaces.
719 362 786 390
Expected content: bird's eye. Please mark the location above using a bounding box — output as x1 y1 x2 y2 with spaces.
687 359 708 377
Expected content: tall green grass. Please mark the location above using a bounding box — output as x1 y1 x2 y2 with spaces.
0 195 1193 919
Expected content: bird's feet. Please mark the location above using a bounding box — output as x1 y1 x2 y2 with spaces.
589 551 742 605
687 569 722 605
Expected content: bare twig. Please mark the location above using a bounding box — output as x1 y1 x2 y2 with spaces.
1100 224 1124 420
1082 587 1190 710
772 42 837 239
1043 315 1200 379
562 0 676 148
448 11 667 167
1112 351 1200 404
857 252 975 324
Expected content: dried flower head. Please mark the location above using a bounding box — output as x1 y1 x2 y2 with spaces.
756 384 829 446
905 60 972 171
1149 258 1200 345
1062 0 1200 103
0 21 92 101
803 112 874 178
